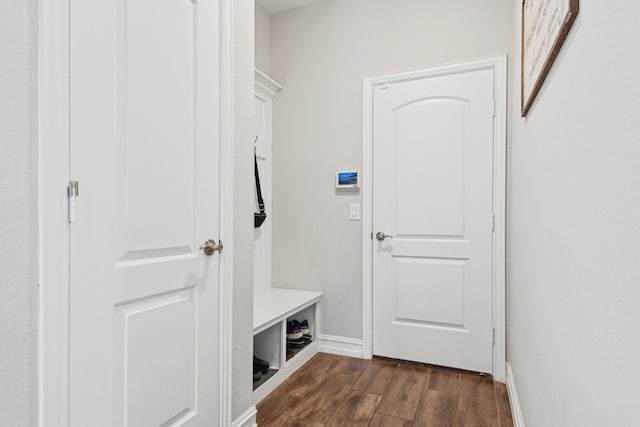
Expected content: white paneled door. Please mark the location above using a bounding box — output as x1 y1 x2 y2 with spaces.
69 0 221 425
372 69 495 373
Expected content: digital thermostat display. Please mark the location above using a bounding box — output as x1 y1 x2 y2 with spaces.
336 171 359 189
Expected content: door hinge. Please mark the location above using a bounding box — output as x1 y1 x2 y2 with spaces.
370 231 373 240
492 99 496 118
68 180 79 223
492 213 495 232
492 327 496 344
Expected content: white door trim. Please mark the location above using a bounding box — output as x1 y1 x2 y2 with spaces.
38 0 70 423
37 0 235 424
218 0 235 425
361 55 507 381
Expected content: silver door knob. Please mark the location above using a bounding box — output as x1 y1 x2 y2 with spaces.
199 239 223 256
376 232 393 241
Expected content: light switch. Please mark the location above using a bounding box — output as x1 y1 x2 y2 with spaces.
349 203 361 221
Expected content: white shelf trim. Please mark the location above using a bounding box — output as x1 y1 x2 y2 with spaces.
253 288 322 335
255 69 282 99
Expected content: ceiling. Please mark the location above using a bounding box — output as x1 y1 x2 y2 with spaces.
257 0 325 14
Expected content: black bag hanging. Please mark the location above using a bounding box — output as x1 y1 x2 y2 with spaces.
254 149 267 228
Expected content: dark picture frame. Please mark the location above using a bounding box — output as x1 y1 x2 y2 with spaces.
521 0 579 116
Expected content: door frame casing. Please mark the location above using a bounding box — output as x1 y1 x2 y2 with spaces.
37 0 235 424
361 55 507 381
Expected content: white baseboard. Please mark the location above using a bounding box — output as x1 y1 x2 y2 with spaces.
505 362 526 427
232 405 257 427
318 334 364 359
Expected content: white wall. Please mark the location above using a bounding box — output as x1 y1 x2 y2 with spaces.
232 0 256 420
254 0 274 293
270 0 513 339
509 2 640 426
255 1 271 73
0 1 38 426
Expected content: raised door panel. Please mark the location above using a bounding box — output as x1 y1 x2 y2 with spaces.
395 257 466 328
395 99 466 238
118 0 197 264
116 289 196 426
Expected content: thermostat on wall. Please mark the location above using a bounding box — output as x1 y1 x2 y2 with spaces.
336 171 359 189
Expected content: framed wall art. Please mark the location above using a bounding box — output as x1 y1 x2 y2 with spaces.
521 0 579 116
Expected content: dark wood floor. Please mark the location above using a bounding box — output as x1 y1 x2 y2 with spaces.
257 353 514 427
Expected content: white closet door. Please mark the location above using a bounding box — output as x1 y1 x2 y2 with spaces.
69 0 221 425
372 69 495 373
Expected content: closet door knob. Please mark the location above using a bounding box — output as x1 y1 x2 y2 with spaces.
199 239 223 255
375 232 393 241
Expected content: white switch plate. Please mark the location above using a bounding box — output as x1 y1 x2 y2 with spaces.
349 203 360 221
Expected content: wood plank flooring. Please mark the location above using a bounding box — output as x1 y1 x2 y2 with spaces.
257 353 514 427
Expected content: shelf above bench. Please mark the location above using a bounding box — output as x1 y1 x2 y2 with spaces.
253 287 322 335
